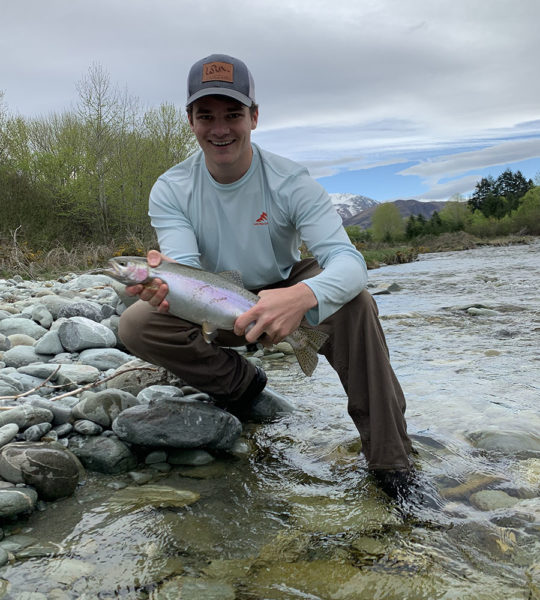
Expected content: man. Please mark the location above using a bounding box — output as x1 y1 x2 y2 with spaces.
119 54 413 496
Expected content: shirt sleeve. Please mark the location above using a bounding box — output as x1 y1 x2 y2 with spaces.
285 172 368 325
148 176 201 268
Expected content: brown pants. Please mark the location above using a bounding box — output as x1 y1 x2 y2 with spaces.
119 259 412 470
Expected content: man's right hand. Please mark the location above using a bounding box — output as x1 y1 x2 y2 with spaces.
125 249 171 313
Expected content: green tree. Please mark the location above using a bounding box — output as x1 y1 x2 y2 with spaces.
512 186 540 234
371 202 405 242
468 170 533 219
439 195 470 231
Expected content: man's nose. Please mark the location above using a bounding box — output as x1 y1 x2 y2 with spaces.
211 119 230 136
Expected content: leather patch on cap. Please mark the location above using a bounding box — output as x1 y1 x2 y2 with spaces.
202 61 234 83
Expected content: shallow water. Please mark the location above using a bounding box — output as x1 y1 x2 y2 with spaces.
1 242 539 599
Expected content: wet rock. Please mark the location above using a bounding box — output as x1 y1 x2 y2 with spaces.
112 398 242 451
0 486 38 518
23 422 53 441
167 449 215 466
68 434 137 474
155 576 235 599
0 405 53 430
0 373 23 397
137 385 184 403
72 389 140 428
467 429 540 457
469 490 520 511
0 424 19 448
73 420 103 436
26 397 74 426
0 442 82 500
57 317 116 352
439 474 503 501
57 301 104 323
110 484 200 511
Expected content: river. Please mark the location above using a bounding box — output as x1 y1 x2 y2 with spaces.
1 242 539 599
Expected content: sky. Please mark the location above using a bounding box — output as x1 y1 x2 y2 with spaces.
1 0 539 202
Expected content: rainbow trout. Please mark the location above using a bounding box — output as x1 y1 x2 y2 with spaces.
103 256 328 376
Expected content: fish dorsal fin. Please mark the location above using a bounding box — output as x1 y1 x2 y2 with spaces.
218 270 245 288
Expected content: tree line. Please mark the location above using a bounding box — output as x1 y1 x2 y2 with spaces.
0 64 197 249
347 169 539 244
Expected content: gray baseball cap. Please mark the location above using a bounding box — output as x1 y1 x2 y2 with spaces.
186 54 256 107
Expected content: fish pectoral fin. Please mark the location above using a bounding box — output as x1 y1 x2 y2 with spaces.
202 321 219 344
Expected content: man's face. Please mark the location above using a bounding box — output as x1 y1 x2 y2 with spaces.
189 96 258 183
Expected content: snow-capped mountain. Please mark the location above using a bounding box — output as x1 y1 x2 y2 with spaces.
329 193 379 221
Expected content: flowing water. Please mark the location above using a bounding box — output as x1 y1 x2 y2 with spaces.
1 242 539 599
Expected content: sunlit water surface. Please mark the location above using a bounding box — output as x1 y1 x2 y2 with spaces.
1 242 539 599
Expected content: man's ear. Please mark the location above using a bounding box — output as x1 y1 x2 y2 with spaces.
251 108 259 131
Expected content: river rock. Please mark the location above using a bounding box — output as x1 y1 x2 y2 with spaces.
0 424 19 448
26 397 74 426
0 317 48 340
137 385 185 403
0 486 38 518
19 363 101 386
467 429 540 457
110 484 200 511
0 405 53 430
0 333 11 351
77 348 133 371
73 420 103 435
2 345 47 368
23 422 53 441
0 442 82 500
105 359 172 395
7 372 50 397
57 301 104 323
62 274 118 291
68 434 137 474
6 333 36 347
35 295 75 319
72 389 140 428
112 398 242 451
167 449 215 466
34 330 65 355
469 490 520 511
28 304 54 328
0 373 24 396
57 317 116 352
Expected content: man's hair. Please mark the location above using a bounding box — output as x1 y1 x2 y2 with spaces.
186 96 258 121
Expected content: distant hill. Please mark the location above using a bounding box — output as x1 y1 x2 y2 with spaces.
329 193 379 221
343 199 447 229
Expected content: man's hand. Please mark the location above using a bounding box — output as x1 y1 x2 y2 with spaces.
234 283 318 345
124 249 173 313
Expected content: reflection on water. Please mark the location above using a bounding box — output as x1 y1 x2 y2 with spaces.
1 243 539 599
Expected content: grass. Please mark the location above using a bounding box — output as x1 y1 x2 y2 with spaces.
0 231 536 280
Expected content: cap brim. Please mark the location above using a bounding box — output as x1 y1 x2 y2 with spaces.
186 87 253 107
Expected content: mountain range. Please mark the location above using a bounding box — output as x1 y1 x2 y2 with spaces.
329 193 447 229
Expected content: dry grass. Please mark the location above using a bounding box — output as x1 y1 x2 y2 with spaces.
0 232 155 280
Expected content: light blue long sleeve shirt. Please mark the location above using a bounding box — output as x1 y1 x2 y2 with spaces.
148 143 367 325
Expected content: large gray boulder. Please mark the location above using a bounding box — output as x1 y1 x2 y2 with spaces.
112 398 242 451
0 442 83 501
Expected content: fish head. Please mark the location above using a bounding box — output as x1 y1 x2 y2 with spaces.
104 256 151 285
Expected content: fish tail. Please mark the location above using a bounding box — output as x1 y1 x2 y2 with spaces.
288 326 329 376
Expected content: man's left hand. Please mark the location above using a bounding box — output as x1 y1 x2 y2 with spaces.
234 283 318 345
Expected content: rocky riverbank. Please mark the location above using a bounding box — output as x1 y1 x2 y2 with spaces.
0 272 295 544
